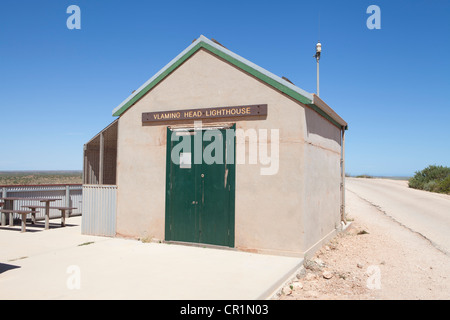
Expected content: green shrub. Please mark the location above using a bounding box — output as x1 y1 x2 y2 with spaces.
436 175 450 194
423 180 437 192
355 174 373 178
408 165 450 194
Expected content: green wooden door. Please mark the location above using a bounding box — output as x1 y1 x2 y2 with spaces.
165 126 235 247
165 129 198 243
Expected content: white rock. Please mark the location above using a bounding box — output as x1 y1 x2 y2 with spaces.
296 268 307 279
282 285 292 295
314 258 325 267
292 282 303 290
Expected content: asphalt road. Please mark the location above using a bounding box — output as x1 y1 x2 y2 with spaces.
346 178 450 256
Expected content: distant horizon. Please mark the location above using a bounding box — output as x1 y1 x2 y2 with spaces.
1 169 413 179
0 170 82 172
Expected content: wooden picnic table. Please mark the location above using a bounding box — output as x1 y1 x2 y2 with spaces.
0 209 39 233
0 197 61 229
22 205 77 227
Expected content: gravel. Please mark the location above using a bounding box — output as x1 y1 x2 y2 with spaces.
278 187 450 300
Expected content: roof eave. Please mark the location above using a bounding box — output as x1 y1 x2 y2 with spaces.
309 94 348 130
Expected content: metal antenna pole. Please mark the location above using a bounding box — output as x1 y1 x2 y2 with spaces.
316 57 320 96
315 42 321 96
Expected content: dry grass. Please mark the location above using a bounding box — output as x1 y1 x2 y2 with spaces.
0 171 82 186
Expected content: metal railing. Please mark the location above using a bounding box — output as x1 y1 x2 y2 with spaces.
1 184 82 222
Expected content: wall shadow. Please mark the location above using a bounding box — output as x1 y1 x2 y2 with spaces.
304 106 341 145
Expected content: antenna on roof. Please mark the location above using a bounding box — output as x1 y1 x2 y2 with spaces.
318 13 321 43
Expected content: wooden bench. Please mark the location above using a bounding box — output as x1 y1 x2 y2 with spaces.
22 206 77 227
0 209 39 233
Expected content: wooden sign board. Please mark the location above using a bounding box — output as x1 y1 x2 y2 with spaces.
142 104 267 124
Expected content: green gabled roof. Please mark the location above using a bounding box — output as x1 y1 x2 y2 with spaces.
112 35 347 130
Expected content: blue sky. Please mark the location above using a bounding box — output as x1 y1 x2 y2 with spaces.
0 0 449 176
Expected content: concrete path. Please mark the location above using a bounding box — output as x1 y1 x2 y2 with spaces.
0 217 302 300
346 178 450 256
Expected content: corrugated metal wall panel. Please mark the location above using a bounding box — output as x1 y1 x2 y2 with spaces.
81 185 117 237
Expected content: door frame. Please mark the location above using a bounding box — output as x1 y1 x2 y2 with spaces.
164 124 236 248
